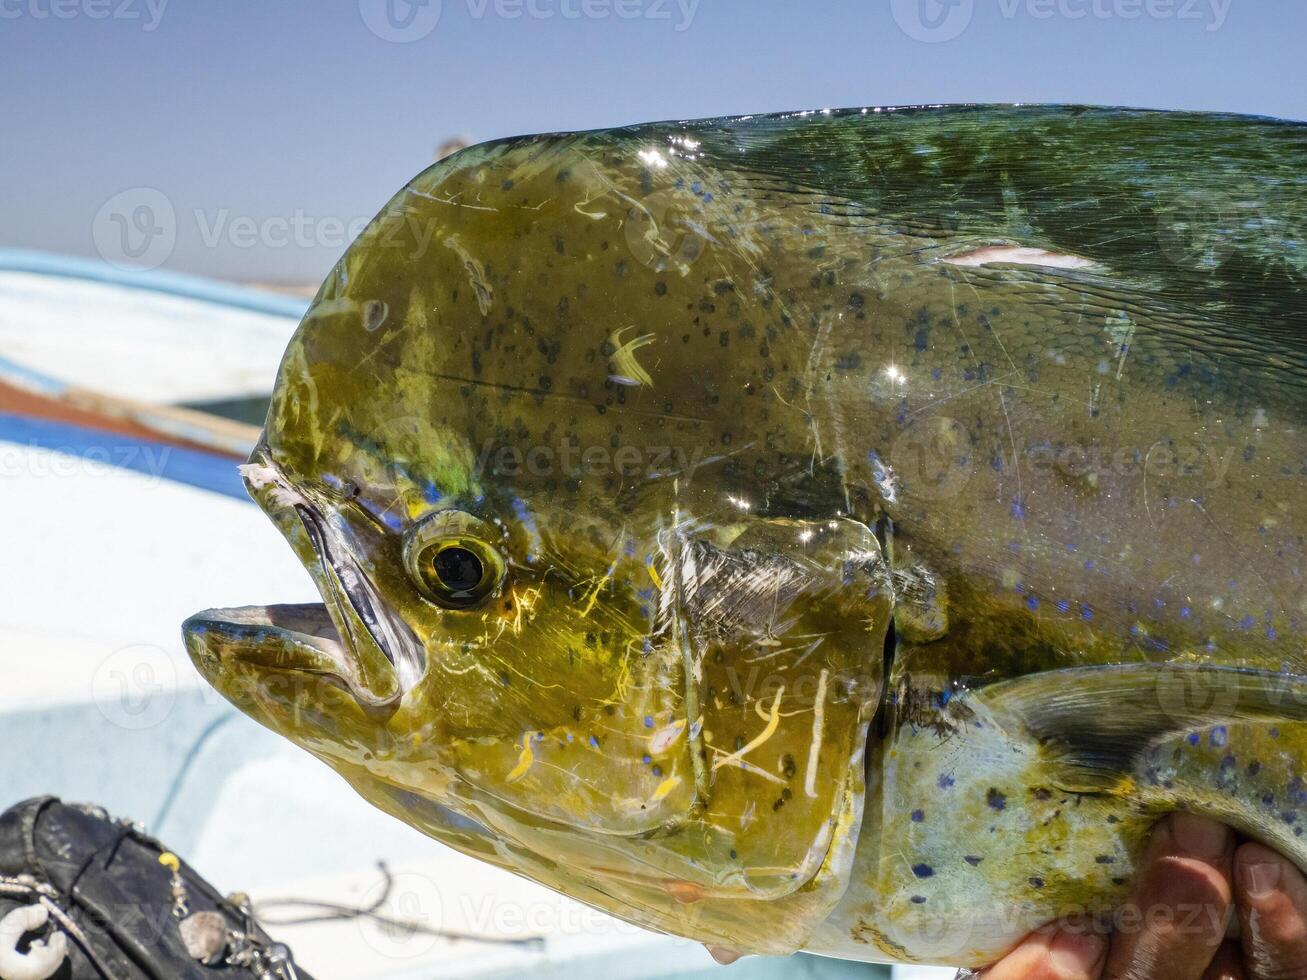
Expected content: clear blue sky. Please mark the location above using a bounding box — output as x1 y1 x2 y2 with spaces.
2 0 1303 282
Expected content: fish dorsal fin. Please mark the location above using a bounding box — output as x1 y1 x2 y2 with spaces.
981 664 1307 793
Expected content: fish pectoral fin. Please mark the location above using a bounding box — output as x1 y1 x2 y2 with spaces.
982 663 1307 794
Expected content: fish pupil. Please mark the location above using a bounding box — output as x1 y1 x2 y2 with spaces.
433 546 483 593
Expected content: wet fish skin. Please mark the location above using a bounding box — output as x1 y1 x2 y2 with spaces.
183 105 1307 967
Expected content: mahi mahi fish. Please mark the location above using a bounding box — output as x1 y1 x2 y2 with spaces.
184 105 1307 969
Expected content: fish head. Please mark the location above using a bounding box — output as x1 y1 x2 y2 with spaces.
183 136 896 951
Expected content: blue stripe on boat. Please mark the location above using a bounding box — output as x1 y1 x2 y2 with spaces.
0 353 67 397
0 248 310 320
0 413 249 501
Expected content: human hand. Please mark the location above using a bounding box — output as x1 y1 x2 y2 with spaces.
979 813 1307 979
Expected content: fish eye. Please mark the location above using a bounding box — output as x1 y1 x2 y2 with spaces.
432 546 483 592
402 510 506 609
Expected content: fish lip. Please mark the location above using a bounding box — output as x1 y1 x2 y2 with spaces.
182 602 401 716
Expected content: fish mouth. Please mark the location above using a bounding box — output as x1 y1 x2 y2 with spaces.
182 601 406 711
184 466 425 716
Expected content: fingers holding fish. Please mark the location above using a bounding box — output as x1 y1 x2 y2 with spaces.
704 946 743 965
1104 813 1234 980
978 928 1107 979
974 816 1307 980
1233 842 1307 980
981 813 1235 979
